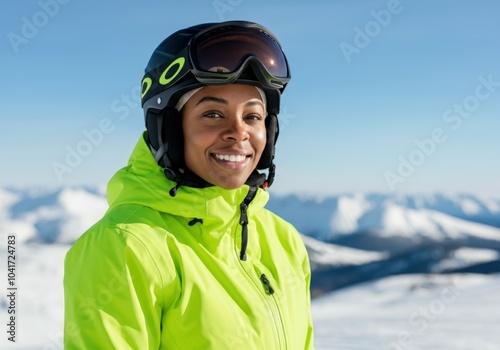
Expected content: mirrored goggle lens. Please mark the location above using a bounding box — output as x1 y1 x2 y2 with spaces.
191 26 289 78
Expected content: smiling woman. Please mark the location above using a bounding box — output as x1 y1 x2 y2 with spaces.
63 20 314 349
182 84 267 189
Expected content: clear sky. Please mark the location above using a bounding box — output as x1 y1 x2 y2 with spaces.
1 0 499 197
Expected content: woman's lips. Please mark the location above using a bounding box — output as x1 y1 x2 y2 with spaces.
211 153 251 170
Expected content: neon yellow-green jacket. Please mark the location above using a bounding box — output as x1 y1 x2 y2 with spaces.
64 133 314 349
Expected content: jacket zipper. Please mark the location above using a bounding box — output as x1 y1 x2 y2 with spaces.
238 186 257 261
259 273 288 349
237 266 286 349
236 187 287 349
260 274 275 294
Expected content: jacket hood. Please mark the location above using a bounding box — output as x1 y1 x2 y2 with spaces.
106 133 269 221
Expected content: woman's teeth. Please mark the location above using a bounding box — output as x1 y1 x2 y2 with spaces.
214 154 247 162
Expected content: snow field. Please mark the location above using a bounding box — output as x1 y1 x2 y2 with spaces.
1 243 499 349
312 273 500 349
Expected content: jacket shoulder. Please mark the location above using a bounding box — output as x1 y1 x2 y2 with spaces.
258 207 300 238
66 203 180 293
255 208 309 261
64 204 182 349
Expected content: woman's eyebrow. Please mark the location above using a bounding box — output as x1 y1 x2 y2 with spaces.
196 96 264 108
196 96 228 105
245 100 264 108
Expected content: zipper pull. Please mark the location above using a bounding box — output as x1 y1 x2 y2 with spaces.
240 202 248 225
239 202 249 261
260 274 275 295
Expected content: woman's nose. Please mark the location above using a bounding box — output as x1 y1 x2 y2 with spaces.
223 117 249 142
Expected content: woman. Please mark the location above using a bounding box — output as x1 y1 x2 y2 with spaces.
64 20 314 349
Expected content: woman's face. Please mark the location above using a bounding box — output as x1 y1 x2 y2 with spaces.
182 84 267 189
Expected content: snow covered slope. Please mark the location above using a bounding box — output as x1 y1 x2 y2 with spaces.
0 241 497 349
267 192 500 254
301 234 387 271
1 187 499 349
2 186 500 296
3 187 499 252
0 187 107 244
268 192 500 234
312 273 500 350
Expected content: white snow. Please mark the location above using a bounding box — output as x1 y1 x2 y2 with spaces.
458 198 482 215
268 192 500 245
4 187 500 248
1 241 499 349
56 188 108 243
330 193 373 234
0 187 108 244
379 204 443 238
430 247 500 273
312 273 500 349
0 189 37 243
376 203 500 244
1 187 499 349
0 242 67 350
301 234 387 269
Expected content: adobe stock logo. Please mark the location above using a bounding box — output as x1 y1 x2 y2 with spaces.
384 74 500 191
213 0 243 21
380 280 464 350
7 0 72 54
339 0 407 63
51 84 142 183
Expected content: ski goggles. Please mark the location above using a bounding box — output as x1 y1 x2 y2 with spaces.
141 21 291 107
188 22 290 89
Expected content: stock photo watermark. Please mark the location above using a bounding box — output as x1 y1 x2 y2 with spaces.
339 0 410 63
4 234 18 343
384 74 500 192
7 0 71 54
51 85 141 182
380 281 463 349
213 0 243 21
278 106 297 131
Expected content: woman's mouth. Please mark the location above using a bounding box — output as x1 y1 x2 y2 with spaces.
213 154 248 163
212 153 251 170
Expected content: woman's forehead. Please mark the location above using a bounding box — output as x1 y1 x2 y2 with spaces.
183 84 266 110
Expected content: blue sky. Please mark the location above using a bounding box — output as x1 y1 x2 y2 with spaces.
1 0 499 197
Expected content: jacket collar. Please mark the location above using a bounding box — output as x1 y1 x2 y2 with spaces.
106 133 269 222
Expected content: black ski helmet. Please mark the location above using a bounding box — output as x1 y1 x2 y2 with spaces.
141 21 291 189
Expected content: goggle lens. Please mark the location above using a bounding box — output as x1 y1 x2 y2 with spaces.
191 26 289 78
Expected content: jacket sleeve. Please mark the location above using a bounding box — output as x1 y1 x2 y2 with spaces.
64 224 171 349
302 245 315 350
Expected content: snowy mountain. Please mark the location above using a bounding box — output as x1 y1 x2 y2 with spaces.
3 187 499 246
1 186 499 349
300 234 388 271
267 192 500 295
267 192 500 254
0 186 107 244
1 186 500 296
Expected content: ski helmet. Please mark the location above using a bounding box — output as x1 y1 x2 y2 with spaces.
141 20 291 189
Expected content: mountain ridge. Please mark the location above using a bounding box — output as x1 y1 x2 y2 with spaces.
2 186 499 296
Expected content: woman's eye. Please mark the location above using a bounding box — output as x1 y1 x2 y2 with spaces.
246 114 263 121
203 112 223 119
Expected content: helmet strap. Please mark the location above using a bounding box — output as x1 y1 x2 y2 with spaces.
263 162 276 189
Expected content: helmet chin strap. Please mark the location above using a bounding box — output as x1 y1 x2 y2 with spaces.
166 167 269 197
263 162 276 189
